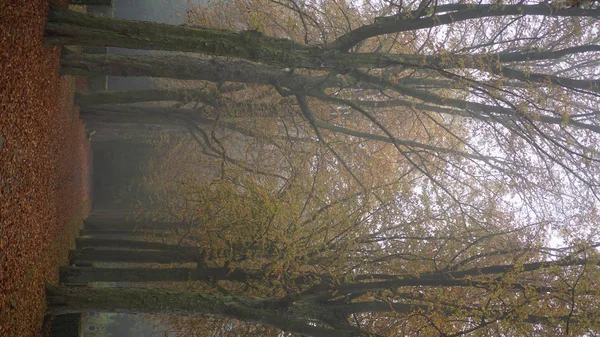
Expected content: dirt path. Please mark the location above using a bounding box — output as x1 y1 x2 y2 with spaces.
0 1 91 336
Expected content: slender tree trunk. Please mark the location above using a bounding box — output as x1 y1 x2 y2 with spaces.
81 105 197 126
46 285 261 315
79 229 141 237
69 249 197 264
60 266 262 283
333 5 600 50
91 123 190 142
58 53 337 93
75 238 195 251
62 54 600 135
84 218 184 231
80 105 309 144
75 89 214 106
69 0 113 5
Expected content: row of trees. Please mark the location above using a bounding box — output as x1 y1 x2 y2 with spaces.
46 0 600 336
54 212 600 336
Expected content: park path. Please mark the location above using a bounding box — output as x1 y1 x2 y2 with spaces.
0 0 91 336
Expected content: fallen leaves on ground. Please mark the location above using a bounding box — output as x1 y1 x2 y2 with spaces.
0 0 91 336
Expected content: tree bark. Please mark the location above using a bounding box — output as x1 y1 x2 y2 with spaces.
46 6 310 67
46 6 600 68
46 285 356 337
79 229 141 237
59 53 337 93
81 105 203 126
75 89 214 106
69 0 113 5
75 238 196 251
79 105 310 144
69 249 198 264
84 218 184 231
76 90 286 116
59 266 262 283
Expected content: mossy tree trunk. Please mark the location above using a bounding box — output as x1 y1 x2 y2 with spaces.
59 53 327 91
62 54 600 135
84 218 185 231
69 0 113 5
75 238 194 251
59 266 262 283
79 228 142 237
69 249 198 264
81 105 203 126
46 6 313 68
46 5 599 69
75 89 215 106
46 285 356 337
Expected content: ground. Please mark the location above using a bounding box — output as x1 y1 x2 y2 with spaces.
0 1 91 336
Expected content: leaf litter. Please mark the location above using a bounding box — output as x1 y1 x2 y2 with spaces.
1 0 91 336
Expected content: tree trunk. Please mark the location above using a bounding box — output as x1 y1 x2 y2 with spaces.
69 0 113 5
46 285 354 337
81 105 195 126
69 249 197 264
46 285 260 315
61 53 289 84
75 89 214 106
74 84 248 106
46 7 310 67
79 229 140 237
88 122 186 143
59 53 337 93
75 238 196 251
46 6 599 68
80 105 301 142
84 218 185 231
62 54 600 135
59 266 262 283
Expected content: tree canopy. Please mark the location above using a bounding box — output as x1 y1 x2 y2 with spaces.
45 0 600 336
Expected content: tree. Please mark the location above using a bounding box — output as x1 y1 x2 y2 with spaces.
48 2 600 200
45 0 600 335
48 245 600 336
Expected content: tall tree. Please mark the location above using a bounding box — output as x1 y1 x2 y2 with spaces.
48 244 600 336
48 2 600 203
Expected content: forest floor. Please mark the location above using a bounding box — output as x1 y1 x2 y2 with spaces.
0 1 91 336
